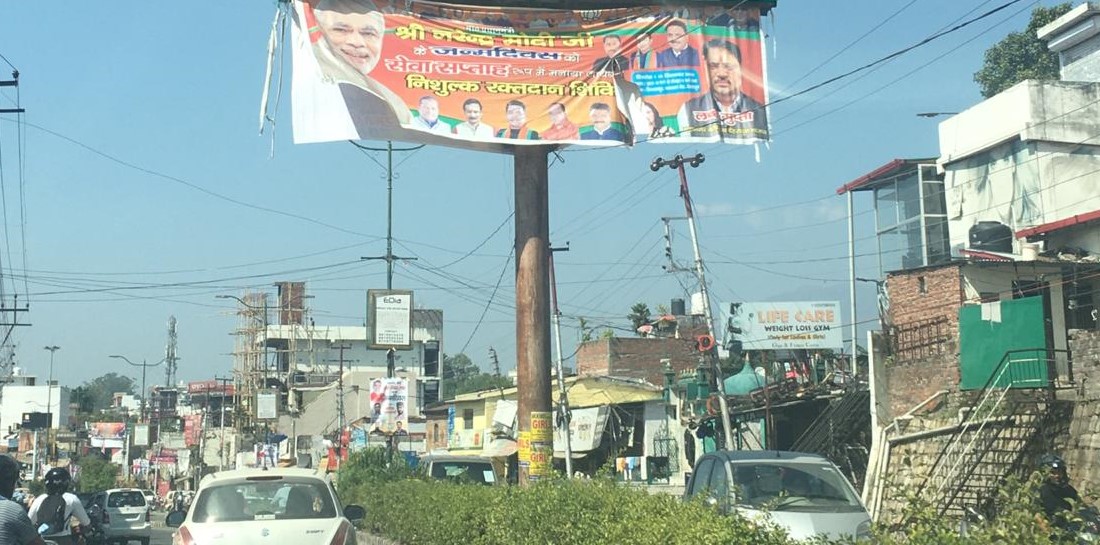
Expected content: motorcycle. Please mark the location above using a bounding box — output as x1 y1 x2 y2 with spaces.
960 504 1100 544
78 503 109 545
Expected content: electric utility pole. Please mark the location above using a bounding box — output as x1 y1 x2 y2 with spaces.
328 344 353 431
361 141 419 288
651 153 735 451
548 244 573 477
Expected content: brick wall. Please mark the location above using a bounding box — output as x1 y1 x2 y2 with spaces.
576 337 700 385
883 263 965 418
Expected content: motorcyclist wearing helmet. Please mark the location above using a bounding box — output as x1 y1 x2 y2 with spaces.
1038 455 1082 531
27 468 90 545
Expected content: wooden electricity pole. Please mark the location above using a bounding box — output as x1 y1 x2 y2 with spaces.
514 146 553 485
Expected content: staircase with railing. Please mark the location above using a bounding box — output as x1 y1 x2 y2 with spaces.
910 348 1068 519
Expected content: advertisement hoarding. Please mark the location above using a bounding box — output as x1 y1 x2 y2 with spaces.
257 391 279 420
291 1 770 149
368 290 413 348
88 422 128 449
721 301 843 351
183 414 203 447
368 377 409 434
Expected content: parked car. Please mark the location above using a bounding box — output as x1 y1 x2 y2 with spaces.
91 488 151 545
165 467 365 545
418 454 500 485
684 450 872 541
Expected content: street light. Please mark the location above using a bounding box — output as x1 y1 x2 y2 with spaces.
109 355 166 423
43 346 59 430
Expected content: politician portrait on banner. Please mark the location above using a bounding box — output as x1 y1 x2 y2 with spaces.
290 0 771 148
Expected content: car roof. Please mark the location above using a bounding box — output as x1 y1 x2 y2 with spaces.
199 467 329 487
420 455 493 463
104 488 146 493
702 450 838 465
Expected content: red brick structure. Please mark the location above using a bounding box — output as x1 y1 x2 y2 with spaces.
882 262 965 420
576 337 702 385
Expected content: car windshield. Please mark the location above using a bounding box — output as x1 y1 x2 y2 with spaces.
192 479 337 523
729 461 863 513
429 461 496 484
108 491 147 508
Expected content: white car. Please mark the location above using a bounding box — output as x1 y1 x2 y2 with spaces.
166 467 365 545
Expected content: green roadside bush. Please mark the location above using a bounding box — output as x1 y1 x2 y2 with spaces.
338 448 793 545
336 448 1084 545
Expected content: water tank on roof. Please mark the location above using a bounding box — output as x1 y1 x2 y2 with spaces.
969 221 1013 253
670 298 685 316
690 293 706 316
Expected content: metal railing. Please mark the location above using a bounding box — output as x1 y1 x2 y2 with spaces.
913 348 1061 516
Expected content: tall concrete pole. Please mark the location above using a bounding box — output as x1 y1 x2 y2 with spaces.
847 190 858 373
514 146 552 485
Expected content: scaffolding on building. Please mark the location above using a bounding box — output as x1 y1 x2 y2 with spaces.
226 292 270 431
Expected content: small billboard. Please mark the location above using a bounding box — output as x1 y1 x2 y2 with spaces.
257 391 279 420
368 290 414 349
21 412 49 431
721 301 843 351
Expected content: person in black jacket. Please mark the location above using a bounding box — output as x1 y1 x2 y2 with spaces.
1038 454 1081 532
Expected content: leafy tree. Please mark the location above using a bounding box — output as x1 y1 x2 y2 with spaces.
441 353 479 400
75 454 119 492
79 373 136 412
456 373 513 396
627 302 652 335
974 3 1072 98
440 352 515 398
578 317 594 343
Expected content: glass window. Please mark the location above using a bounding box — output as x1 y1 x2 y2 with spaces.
463 409 474 430
922 181 946 216
193 479 337 523
897 173 921 221
707 460 730 510
727 461 864 512
429 461 496 484
689 458 716 497
878 221 924 274
874 182 898 228
925 217 950 265
107 491 146 508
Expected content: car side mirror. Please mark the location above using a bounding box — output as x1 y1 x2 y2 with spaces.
344 505 366 521
165 510 187 527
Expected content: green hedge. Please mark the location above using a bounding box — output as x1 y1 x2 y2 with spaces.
349 478 794 545
336 449 1078 545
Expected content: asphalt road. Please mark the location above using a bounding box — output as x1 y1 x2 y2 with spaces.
149 527 176 545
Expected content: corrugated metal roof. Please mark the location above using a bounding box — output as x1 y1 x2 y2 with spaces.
452 375 661 408
835 158 936 195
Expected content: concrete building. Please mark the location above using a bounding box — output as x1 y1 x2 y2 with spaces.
851 2 1100 525
0 373 70 432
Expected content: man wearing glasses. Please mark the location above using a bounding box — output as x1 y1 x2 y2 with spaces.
677 39 768 139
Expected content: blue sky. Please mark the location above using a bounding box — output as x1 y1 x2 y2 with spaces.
0 1 1053 389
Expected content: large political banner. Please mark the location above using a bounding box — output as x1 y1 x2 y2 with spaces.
722 301 843 351
291 0 770 148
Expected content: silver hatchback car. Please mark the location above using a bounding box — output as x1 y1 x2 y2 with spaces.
684 450 873 541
